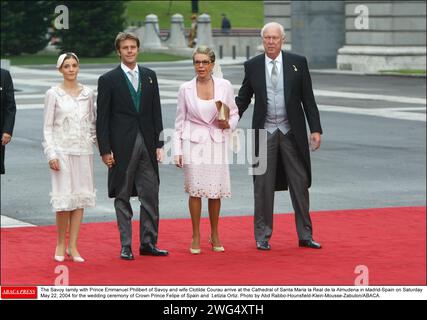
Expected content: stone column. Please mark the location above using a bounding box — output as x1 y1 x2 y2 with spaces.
337 1 426 72
169 14 187 48
292 1 345 68
141 14 162 49
196 13 214 48
133 26 144 48
264 0 292 50
124 24 144 49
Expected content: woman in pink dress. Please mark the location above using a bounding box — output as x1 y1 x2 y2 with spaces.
173 46 239 254
42 53 97 262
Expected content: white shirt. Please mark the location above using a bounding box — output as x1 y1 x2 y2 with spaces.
265 53 282 79
121 63 139 84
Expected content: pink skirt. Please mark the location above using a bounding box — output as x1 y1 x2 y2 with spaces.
182 139 231 199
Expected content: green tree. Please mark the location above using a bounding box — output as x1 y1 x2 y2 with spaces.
1 1 54 55
55 1 127 57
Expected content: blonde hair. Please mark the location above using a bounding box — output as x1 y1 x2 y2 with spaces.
192 46 216 63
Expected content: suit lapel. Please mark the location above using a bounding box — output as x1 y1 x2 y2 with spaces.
282 51 293 106
115 66 137 113
258 56 268 107
187 77 208 121
139 66 153 113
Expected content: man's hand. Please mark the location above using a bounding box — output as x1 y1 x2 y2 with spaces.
174 155 183 168
48 159 60 171
310 132 321 151
156 148 164 163
102 152 115 168
1 133 11 146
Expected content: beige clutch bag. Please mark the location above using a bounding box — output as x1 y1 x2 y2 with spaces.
215 101 230 121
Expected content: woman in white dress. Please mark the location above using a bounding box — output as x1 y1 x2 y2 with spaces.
173 46 239 254
42 53 96 262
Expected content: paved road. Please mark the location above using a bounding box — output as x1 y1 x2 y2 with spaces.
1 60 425 226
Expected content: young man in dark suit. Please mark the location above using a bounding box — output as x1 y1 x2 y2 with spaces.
96 32 168 260
236 22 323 251
0 68 17 175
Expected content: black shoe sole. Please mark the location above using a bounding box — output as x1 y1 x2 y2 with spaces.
139 251 169 256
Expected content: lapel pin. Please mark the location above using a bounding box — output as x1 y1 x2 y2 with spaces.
149 76 153 84
293 65 298 72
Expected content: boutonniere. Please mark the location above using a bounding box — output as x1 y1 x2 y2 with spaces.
148 76 153 84
292 65 298 72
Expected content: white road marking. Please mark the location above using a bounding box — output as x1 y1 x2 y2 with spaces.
314 89 426 105
1 215 36 228
12 66 426 123
17 85 425 106
318 104 426 122
14 101 425 122
14 104 44 110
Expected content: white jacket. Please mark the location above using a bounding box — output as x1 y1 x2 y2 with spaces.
42 85 96 161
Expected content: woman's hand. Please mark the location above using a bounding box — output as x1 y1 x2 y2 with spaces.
174 155 183 168
218 120 230 129
49 159 60 171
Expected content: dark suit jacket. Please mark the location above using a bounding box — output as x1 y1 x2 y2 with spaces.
96 65 163 197
235 51 322 191
0 68 17 174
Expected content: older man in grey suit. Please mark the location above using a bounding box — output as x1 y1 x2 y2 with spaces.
236 22 323 250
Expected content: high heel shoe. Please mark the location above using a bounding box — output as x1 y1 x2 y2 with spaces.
66 249 85 262
190 238 201 254
208 237 225 252
189 248 201 254
54 246 65 262
54 255 65 262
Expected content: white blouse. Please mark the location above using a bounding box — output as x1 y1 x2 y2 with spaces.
42 85 96 161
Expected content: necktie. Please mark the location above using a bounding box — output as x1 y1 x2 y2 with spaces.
271 60 278 88
128 70 138 91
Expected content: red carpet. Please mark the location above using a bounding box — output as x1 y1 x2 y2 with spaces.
1 207 425 286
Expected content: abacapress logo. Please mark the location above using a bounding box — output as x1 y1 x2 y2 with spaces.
1 286 38 299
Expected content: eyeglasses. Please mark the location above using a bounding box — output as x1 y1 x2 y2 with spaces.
193 60 211 66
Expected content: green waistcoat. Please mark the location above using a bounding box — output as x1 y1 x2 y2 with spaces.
123 70 142 112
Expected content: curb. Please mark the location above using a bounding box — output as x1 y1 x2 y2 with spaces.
311 69 426 78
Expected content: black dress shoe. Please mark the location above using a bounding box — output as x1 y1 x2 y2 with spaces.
139 244 169 256
299 239 322 249
120 246 135 260
256 241 271 250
